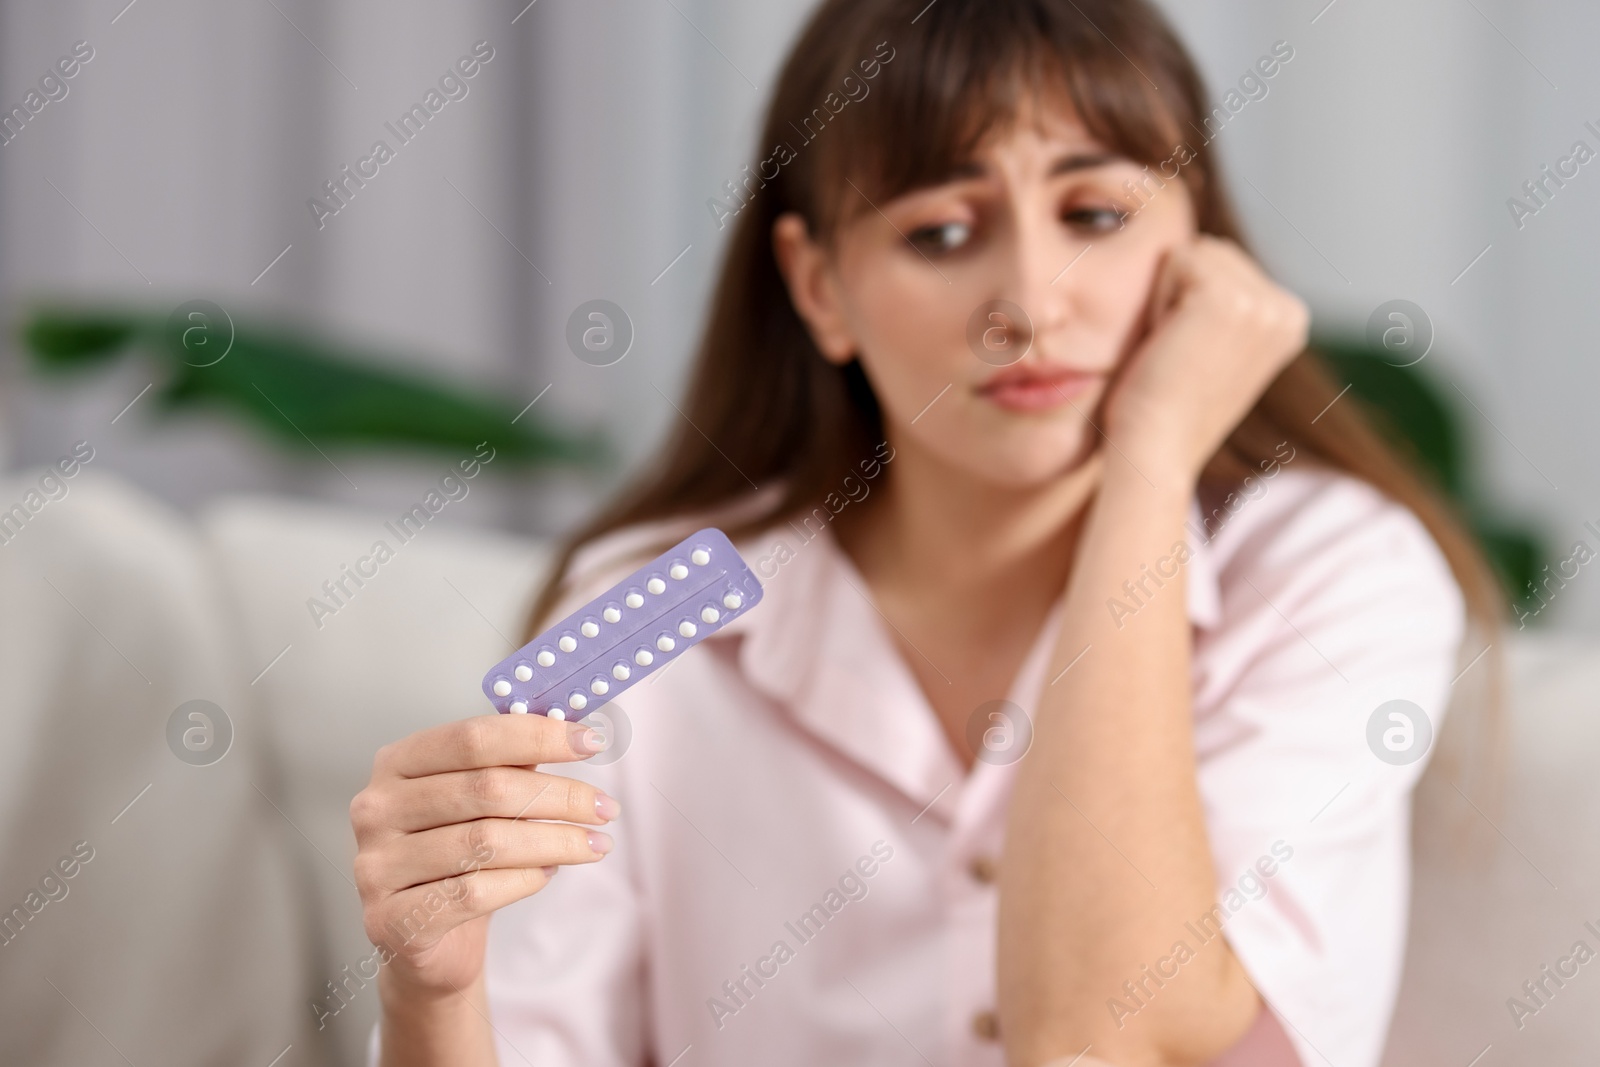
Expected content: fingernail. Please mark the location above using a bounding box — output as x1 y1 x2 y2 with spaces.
587 830 613 855
567 722 606 755
541 865 558 878
595 792 622 822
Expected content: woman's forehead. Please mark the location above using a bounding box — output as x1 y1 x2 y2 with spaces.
813 61 1177 231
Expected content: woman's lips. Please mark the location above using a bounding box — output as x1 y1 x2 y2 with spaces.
977 368 1101 412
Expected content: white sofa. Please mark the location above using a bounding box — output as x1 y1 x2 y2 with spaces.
0 469 1595 1066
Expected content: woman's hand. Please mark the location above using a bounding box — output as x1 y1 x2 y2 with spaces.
1101 235 1310 485
350 714 617 1001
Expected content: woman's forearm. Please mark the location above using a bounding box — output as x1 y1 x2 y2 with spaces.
379 971 500 1067
997 451 1258 1066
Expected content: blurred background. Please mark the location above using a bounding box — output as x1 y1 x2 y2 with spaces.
1 0 1596 1064
4 0 1597 617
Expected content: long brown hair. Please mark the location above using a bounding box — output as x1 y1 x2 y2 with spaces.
526 0 1505 814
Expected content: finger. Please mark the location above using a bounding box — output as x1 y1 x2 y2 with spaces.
384 766 615 833
1150 238 1271 334
1138 239 1197 335
363 818 612 894
1109 239 1188 375
378 713 607 779
1194 237 1282 304
368 866 558 955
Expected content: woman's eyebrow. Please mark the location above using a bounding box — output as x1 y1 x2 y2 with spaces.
1048 150 1123 175
938 150 1127 183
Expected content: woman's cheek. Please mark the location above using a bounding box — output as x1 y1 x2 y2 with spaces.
1085 255 1165 362
849 284 969 416
858 342 945 430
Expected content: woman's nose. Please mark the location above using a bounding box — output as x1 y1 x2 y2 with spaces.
988 208 1081 354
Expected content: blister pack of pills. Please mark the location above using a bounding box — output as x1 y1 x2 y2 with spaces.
481 527 764 719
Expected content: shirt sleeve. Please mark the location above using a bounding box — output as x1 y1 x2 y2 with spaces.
1191 473 1468 1067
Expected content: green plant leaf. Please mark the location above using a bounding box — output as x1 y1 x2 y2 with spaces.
1313 335 1547 615
19 305 608 469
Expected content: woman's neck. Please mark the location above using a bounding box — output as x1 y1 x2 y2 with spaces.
829 436 1109 770
834 436 1106 627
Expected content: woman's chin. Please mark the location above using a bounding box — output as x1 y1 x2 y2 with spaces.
949 438 1103 492
896 412 1101 490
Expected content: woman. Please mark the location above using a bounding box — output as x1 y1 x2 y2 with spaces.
353 1 1502 1064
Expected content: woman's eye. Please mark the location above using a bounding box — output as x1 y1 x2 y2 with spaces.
1064 206 1128 234
907 220 972 254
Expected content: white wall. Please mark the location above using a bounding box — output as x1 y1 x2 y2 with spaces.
1154 0 1600 627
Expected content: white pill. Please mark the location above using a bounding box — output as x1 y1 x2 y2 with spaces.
510 701 528 714
548 706 565 721
590 678 609 695
691 549 710 565
647 577 665 594
635 648 654 666
514 664 533 682
537 650 555 667
581 621 599 638
723 593 742 610
656 635 676 652
559 635 577 652
570 692 588 710
670 563 688 580
612 663 630 681
626 592 644 608
678 620 697 638
493 679 512 696
603 606 621 623
701 606 720 624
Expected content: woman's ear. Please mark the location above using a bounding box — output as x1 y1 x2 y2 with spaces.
772 212 857 365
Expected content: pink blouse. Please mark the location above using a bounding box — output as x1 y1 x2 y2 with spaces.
368 465 1466 1067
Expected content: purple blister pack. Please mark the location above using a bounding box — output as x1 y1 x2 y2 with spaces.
481 527 763 719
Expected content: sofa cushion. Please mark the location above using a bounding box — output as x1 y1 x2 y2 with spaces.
0 470 307 1066
1385 630 1600 1062
199 492 550 1067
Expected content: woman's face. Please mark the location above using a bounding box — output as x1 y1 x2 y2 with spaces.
774 93 1198 489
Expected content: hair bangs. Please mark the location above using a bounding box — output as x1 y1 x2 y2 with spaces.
791 0 1202 238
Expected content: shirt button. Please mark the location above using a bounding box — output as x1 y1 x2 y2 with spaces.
971 1009 1001 1041
967 854 998 885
